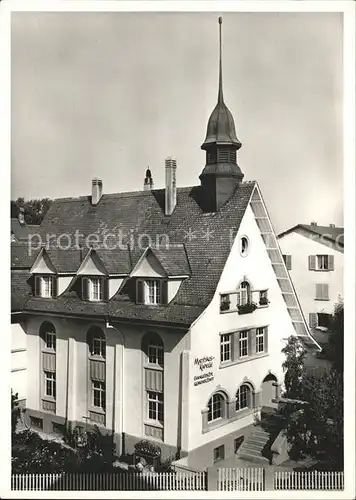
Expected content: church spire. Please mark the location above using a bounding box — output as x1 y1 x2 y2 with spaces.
218 16 223 104
199 17 244 212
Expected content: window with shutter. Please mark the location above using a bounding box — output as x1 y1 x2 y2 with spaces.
315 283 329 300
309 255 317 270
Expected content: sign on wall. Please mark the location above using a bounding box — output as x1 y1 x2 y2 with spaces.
193 356 215 386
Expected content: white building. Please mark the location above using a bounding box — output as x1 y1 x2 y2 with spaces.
278 223 343 331
11 19 319 471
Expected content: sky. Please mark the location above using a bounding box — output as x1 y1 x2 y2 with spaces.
11 11 343 234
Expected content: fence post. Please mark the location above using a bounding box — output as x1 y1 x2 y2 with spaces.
206 466 219 491
265 467 275 491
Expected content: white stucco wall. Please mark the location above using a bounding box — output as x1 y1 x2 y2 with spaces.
24 314 188 450
57 276 74 296
186 205 295 451
278 231 343 321
11 321 27 401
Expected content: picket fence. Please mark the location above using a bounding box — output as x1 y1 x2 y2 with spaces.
11 471 207 491
274 470 344 490
218 467 265 491
11 468 344 491
218 468 344 491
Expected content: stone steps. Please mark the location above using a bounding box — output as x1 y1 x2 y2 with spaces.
237 425 271 465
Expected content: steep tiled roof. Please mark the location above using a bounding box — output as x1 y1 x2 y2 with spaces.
151 245 191 277
94 248 132 275
12 183 255 324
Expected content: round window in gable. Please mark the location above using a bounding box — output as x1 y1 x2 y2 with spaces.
240 236 249 257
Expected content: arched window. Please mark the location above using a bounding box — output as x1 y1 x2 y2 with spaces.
235 384 252 411
142 332 164 367
237 281 250 306
87 326 106 359
207 392 226 422
40 321 56 351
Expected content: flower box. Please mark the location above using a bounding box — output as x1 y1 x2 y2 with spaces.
238 302 257 315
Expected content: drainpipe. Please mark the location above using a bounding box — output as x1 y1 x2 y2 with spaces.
106 317 125 457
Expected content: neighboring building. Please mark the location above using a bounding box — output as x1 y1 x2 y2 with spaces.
11 19 319 470
278 223 343 333
11 207 39 243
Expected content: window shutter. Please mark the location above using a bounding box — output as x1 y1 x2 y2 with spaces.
137 279 144 304
161 280 168 305
286 255 292 271
236 291 240 307
34 276 41 297
103 278 109 301
309 312 318 328
323 283 329 300
52 276 57 298
249 329 255 356
82 277 89 300
328 255 334 271
315 283 322 299
309 255 316 270
264 327 269 354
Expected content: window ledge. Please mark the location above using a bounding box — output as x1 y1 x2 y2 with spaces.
202 417 228 434
42 348 56 354
315 298 330 301
42 396 56 403
89 407 106 415
219 353 269 369
144 364 163 371
89 355 106 361
144 420 164 429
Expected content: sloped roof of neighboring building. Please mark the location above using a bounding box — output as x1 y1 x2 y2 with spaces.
278 224 344 248
11 270 32 312
11 244 40 269
11 219 33 241
12 183 255 325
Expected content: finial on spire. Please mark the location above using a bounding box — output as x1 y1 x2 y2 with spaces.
218 16 223 103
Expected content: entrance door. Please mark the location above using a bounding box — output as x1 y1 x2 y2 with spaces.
261 374 278 408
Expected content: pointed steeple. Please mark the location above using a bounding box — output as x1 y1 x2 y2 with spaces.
218 16 223 104
199 17 244 212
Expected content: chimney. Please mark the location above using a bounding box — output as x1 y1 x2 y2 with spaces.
144 168 154 191
91 178 103 205
329 223 336 228
310 221 317 227
165 157 177 215
18 207 25 225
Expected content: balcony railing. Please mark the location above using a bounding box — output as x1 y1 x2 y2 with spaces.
220 292 269 314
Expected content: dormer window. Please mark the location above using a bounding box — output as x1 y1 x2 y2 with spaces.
34 275 56 298
147 280 161 305
136 279 168 305
82 277 107 302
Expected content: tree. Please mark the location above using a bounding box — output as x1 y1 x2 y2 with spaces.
11 390 20 438
285 369 343 469
281 336 307 399
322 301 344 373
11 197 52 225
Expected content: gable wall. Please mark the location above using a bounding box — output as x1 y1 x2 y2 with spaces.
186 204 294 455
278 230 343 321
